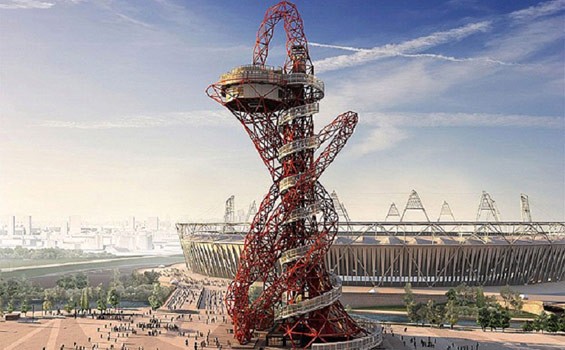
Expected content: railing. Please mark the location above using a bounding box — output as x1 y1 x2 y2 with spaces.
177 222 565 241
285 73 325 92
279 172 315 193
278 136 319 160
279 244 312 265
285 202 322 224
310 332 382 350
275 274 342 320
220 65 285 85
279 174 299 193
311 316 383 350
217 66 324 97
279 102 319 126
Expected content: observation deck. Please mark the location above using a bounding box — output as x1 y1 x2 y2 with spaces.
211 65 324 112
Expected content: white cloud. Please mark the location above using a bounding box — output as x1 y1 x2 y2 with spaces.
313 21 491 73
385 21 491 52
349 112 563 156
362 112 564 129
325 60 450 112
312 1 565 74
310 42 518 66
352 125 409 156
38 110 234 129
114 12 154 29
485 16 564 62
0 0 54 9
509 0 565 21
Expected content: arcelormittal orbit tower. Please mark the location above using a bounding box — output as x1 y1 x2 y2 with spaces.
207 1 381 349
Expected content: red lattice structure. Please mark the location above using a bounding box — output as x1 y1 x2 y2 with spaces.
206 1 373 348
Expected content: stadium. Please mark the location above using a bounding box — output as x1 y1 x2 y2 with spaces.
177 190 565 288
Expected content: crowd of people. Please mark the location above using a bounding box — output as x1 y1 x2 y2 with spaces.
384 323 485 350
45 275 234 350
166 285 201 311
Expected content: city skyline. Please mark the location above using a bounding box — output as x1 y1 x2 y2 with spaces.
1 0 564 222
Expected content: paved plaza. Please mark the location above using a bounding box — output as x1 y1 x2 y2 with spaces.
1 267 564 350
380 323 565 350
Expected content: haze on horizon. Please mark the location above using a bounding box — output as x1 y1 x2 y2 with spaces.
0 0 564 223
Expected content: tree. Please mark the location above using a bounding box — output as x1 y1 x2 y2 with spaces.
63 294 77 315
475 286 486 308
64 301 74 315
56 275 75 289
74 273 88 290
148 283 164 310
547 313 560 333
7 299 14 314
559 314 565 332
403 283 415 306
143 271 160 285
49 286 66 305
425 300 443 326
498 307 511 332
96 297 107 314
445 288 457 303
79 288 90 313
500 285 523 311
476 305 510 332
408 302 427 324
20 298 30 316
522 320 534 332
477 307 490 331
403 283 416 320
445 300 460 329
95 284 106 314
534 312 549 333
107 288 120 311
110 269 123 289
42 299 53 316
446 283 494 319
56 273 89 290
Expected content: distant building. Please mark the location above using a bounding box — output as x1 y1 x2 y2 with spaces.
7 215 15 235
23 215 32 235
60 221 68 236
147 216 159 231
69 215 81 235
128 216 136 232
136 233 153 251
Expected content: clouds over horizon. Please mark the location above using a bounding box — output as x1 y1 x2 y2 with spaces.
311 0 564 155
351 112 563 155
509 0 565 21
0 0 85 10
36 110 563 158
35 0 564 158
37 110 234 129
1 0 563 220
313 21 493 73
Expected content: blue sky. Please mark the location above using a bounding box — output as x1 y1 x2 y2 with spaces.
0 0 563 222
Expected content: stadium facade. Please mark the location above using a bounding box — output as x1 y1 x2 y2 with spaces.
177 191 565 288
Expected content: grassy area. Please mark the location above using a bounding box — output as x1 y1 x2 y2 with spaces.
0 255 184 280
352 304 536 319
353 305 407 312
0 258 93 269
510 310 537 318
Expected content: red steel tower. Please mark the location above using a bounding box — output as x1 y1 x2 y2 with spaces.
207 1 377 348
